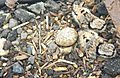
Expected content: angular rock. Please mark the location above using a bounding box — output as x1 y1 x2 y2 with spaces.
55 27 78 47
14 9 35 22
27 2 46 14
0 15 5 27
7 30 18 41
3 40 12 50
0 29 10 38
12 62 24 74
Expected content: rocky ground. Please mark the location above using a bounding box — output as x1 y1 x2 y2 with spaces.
0 0 120 78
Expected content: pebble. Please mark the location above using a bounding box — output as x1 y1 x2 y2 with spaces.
27 2 46 14
47 41 58 53
0 29 10 38
3 40 12 50
17 28 23 35
96 2 108 16
14 9 35 22
0 38 9 56
46 0 60 11
97 42 116 58
20 32 28 39
7 30 18 41
28 56 34 64
26 45 32 54
90 18 105 29
12 62 24 74
8 18 18 28
0 15 6 27
102 57 120 76
55 27 78 47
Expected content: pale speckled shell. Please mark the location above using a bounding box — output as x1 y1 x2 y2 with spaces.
55 27 78 47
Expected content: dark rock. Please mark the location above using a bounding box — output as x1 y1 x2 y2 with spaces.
14 9 35 22
7 30 18 41
27 2 46 14
3 40 12 50
102 57 120 76
0 15 5 27
1 29 10 38
96 2 108 16
46 0 60 11
12 62 24 74
101 72 112 78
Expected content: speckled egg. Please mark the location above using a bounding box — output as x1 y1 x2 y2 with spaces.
55 27 78 47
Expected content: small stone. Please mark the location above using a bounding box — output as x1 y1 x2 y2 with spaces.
12 62 24 74
0 38 9 56
14 9 35 22
3 40 12 50
55 27 78 47
20 32 28 39
46 0 60 11
7 30 18 41
8 18 18 28
0 29 10 38
98 42 116 58
47 41 58 53
27 2 46 14
90 18 105 29
26 45 32 54
28 56 34 64
96 2 108 16
0 15 6 27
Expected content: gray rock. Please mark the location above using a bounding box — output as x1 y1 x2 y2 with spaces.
28 56 35 64
17 28 23 35
20 32 28 39
12 62 24 74
47 41 57 53
27 2 46 14
103 57 120 76
3 40 12 50
46 0 60 11
7 30 18 41
14 9 35 22
8 18 18 28
0 29 10 38
0 15 6 27
26 45 32 54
